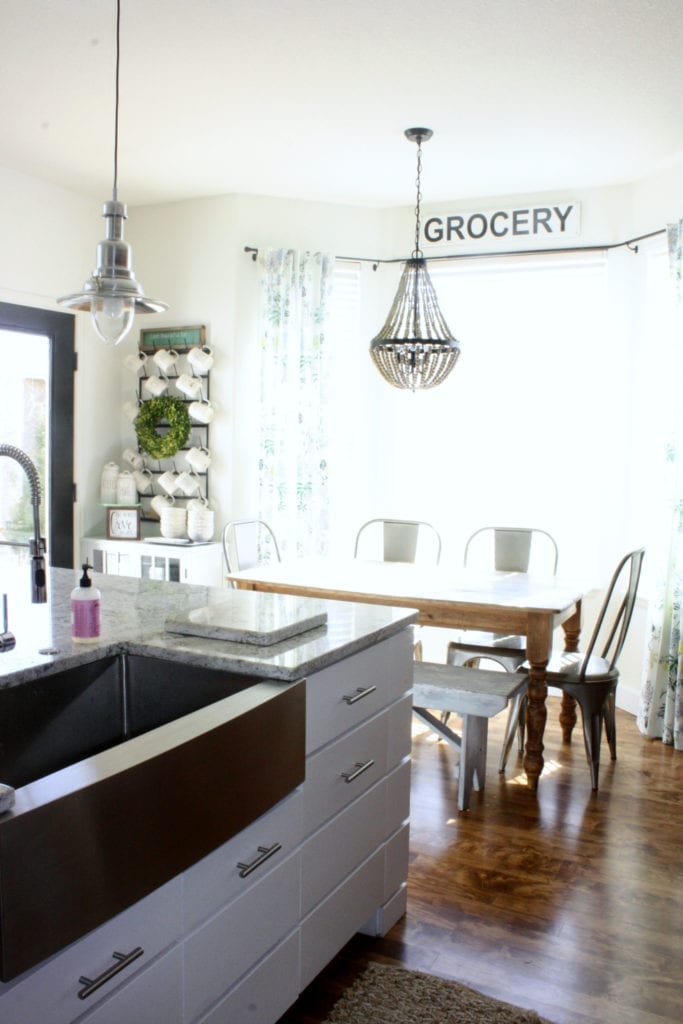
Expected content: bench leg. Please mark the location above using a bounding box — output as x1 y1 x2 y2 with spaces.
458 714 488 811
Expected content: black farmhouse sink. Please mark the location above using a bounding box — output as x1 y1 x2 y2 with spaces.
0 654 305 980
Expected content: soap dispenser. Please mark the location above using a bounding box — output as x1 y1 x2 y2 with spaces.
71 562 101 643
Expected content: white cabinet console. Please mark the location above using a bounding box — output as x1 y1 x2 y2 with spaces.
81 536 224 587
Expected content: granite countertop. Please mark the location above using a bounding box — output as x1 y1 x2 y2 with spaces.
0 567 418 688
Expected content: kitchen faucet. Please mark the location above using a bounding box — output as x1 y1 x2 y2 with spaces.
0 444 47 603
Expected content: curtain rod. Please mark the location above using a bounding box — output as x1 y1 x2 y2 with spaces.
243 227 666 270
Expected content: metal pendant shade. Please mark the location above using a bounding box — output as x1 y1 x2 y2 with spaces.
58 0 167 345
370 128 460 390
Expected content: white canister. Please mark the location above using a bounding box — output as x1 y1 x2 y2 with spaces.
187 507 215 542
116 470 137 505
100 462 120 504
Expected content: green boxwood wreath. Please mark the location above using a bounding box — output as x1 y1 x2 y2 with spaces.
135 396 191 460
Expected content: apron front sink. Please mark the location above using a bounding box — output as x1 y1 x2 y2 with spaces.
0 654 305 980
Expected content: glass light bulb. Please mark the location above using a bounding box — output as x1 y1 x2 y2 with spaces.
91 296 135 346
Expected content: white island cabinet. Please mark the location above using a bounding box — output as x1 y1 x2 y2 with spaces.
0 628 413 1024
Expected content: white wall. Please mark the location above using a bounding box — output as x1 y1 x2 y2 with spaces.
128 194 384 534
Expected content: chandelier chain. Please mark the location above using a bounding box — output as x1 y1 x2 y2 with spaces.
413 137 423 258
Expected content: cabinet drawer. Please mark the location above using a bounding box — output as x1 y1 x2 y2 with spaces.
303 711 388 836
195 930 300 1024
305 632 413 754
0 877 182 1024
183 788 303 933
300 847 384 989
383 823 410 904
183 851 300 1023
80 945 183 1024
301 777 388 915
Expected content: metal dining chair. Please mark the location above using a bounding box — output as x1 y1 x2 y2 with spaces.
222 519 281 584
445 527 559 771
512 547 645 789
354 518 441 660
354 518 442 566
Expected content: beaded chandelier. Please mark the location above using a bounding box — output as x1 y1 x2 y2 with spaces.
370 128 460 390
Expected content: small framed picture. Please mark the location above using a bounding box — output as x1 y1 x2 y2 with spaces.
106 506 141 541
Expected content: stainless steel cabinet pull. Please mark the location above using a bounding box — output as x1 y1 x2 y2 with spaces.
78 947 144 1000
342 685 377 705
237 842 282 878
341 759 375 783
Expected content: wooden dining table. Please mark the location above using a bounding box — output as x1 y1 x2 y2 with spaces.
228 558 586 791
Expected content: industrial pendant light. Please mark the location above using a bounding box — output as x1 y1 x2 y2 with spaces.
370 128 460 390
58 0 167 345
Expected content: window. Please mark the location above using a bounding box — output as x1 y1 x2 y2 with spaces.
0 302 75 573
365 252 621 577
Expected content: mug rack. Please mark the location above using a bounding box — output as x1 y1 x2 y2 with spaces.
125 339 213 524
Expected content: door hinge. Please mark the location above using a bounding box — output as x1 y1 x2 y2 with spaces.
73 351 78 372
72 482 77 503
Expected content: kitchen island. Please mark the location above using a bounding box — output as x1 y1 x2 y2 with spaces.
0 568 417 1024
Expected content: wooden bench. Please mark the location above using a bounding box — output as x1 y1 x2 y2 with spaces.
412 662 528 811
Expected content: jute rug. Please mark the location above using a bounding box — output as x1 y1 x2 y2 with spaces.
322 962 553 1024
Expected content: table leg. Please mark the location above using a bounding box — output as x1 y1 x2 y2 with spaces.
523 613 553 791
559 600 582 743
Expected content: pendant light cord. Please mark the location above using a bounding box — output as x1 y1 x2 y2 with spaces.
112 0 121 201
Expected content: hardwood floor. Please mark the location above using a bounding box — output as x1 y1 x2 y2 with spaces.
279 698 682 1024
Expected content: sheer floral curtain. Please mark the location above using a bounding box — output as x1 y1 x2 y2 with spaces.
256 248 335 558
637 221 683 750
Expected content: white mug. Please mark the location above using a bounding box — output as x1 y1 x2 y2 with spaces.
160 506 187 539
188 508 215 543
176 470 199 496
124 350 148 374
116 470 137 505
186 446 211 473
186 495 210 511
122 447 145 470
152 348 180 375
188 399 214 424
158 469 179 495
123 399 142 423
133 468 154 494
175 373 203 400
151 493 175 518
187 345 214 374
142 374 168 398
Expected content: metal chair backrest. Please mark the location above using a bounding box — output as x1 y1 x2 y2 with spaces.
464 527 559 575
354 518 442 565
222 519 281 576
580 548 645 680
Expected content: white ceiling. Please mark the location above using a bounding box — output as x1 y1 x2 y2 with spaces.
2 0 683 209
